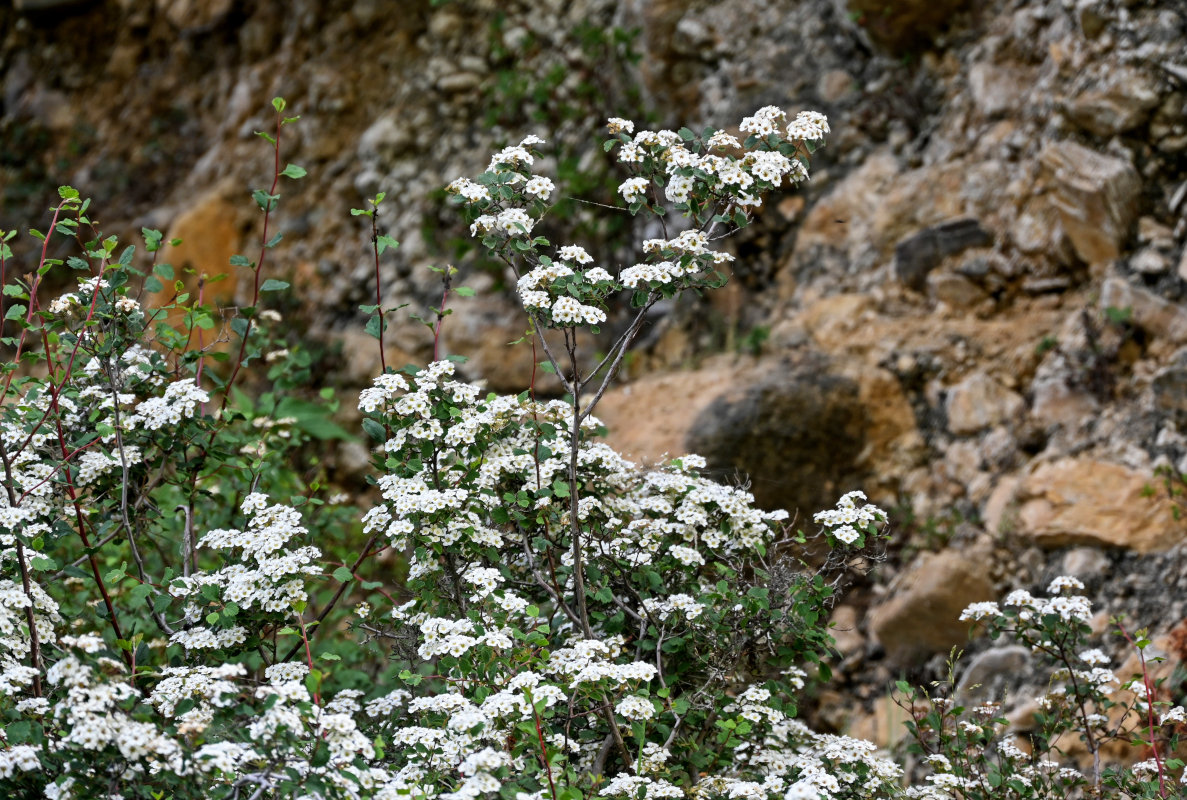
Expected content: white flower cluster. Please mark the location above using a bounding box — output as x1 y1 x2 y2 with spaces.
167 494 319 650
813 490 887 545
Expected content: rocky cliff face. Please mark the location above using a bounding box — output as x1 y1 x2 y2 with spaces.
4 0 1187 741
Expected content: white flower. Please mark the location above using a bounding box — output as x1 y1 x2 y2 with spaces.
619 177 649 203
607 117 635 134
615 695 656 720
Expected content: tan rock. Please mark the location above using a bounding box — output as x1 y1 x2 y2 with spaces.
945 371 1025 435
844 692 913 750
1040 141 1140 266
156 0 233 30
969 62 1031 118
149 181 245 334
596 357 757 465
1101 277 1187 344
1016 458 1178 552
869 547 996 662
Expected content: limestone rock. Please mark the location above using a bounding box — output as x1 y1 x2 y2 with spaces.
1065 68 1161 138
1041 142 1140 266
596 357 758 465
969 62 1030 118
955 646 1032 704
846 0 973 52
152 181 245 326
894 219 993 292
869 548 996 663
1101 277 1187 344
156 0 233 30
1016 458 1178 552
687 356 867 515
945 371 1025 435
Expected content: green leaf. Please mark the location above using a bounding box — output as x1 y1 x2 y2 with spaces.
256 131 276 145
58 186 80 200
376 234 399 255
678 127 696 141
361 418 386 441
272 97 286 113
280 163 307 180
260 279 290 292
454 286 476 297
364 313 385 340
526 605 540 617
229 254 252 267
154 262 174 280
332 566 353 583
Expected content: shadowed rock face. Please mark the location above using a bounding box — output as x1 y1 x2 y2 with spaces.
686 358 865 516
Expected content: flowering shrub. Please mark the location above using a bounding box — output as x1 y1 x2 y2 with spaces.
0 91 1179 800
898 578 1187 799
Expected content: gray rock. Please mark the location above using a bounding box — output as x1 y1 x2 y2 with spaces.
894 219 994 292
686 356 866 515
955 646 1032 704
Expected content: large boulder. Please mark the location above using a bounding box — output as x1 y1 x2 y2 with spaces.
686 355 866 515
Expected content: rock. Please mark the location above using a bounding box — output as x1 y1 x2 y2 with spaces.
1060 546 1112 579
155 0 233 30
597 357 758 464
1030 360 1100 429
1178 248 1187 283
846 0 974 52
1131 248 1170 275
152 181 244 323
829 605 864 658
357 113 415 162
955 646 1032 704
945 371 1025 435
1041 141 1141 267
1101 277 1187 344
1016 458 1178 552
817 69 855 103
437 72 483 93
969 62 1028 118
13 0 91 8
1011 198 1067 257
1065 68 1161 138
1152 362 1187 424
928 270 986 309
893 219 993 291
686 355 867 515
869 548 996 663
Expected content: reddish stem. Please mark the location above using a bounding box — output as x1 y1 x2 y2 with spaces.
298 618 322 705
1118 621 1168 797
222 109 284 409
0 202 65 406
532 694 559 800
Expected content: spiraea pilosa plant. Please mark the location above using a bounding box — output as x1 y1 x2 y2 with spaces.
14 92 1183 800
0 95 907 798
